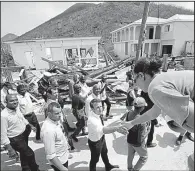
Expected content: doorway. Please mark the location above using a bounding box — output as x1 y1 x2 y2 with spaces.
25 51 36 69
149 28 154 39
162 45 173 56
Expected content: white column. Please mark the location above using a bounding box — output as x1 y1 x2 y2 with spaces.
133 26 136 40
96 43 99 67
148 43 151 57
125 28 127 41
77 45 81 64
153 25 156 40
120 30 122 42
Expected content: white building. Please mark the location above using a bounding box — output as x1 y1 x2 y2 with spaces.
6 37 101 70
111 14 194 59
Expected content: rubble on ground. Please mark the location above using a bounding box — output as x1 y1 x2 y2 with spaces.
2 57 135 109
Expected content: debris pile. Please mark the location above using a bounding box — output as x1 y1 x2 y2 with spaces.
2 56 135 109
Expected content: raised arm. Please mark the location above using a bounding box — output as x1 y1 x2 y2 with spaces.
122 104 161 129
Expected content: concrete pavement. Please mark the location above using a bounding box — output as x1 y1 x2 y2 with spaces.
1 104 194 171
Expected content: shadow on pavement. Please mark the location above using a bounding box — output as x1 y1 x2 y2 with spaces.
1 152 21 170
73 136 89 151
69 161 104 171
112 133 128 156
156 132 186 149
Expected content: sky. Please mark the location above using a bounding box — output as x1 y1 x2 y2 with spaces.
1 1 194 37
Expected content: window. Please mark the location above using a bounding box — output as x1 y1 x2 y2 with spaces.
45 48 52 60
80 48 86 58
164 25 170 32
25 51 35 68
65 48 79 66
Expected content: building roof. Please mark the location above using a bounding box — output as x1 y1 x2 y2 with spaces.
5 36 101 44
111 17 166 33
164 14 194 24
133 17 167 24
111 14 194 33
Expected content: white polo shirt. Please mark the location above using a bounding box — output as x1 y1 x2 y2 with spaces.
41 117 69 165
87 111 104 142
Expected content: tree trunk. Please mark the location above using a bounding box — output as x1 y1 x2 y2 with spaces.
135 1 150 61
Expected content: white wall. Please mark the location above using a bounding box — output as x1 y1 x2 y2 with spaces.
10 42 47 69
173 21 194 56
9 38 99 69
161 23 174 40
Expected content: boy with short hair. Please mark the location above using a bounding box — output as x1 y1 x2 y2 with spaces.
121 97 150 171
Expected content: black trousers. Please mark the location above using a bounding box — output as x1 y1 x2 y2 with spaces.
88 136 111 171
9 125 39 171
72 109 86 136
24 112 41 140
51 161 68 171
147 119 158 144
102 97 111 116
62 121 75 150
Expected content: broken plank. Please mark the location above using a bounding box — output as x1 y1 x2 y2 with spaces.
41 57 75 73
72 65 89 75
94 67 119 79
1 66 24 70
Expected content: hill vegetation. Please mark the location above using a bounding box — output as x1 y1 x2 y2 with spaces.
1 33 18 66
11 2 195 52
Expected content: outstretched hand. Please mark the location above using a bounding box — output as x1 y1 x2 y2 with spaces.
121 121 134 130
111 120 129 135
117 126 129 135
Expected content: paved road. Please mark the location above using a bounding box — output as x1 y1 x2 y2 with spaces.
1 105 193 171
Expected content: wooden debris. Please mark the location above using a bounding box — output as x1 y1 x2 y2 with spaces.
41 57 75 73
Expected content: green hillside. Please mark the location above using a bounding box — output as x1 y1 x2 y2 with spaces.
14 2 194 51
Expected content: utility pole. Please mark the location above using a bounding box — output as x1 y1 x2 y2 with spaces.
136 1 150 61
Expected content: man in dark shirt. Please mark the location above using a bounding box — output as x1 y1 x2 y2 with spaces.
140 91 158 148
70 84 87 142
37 72 52 102
121 97 150 171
